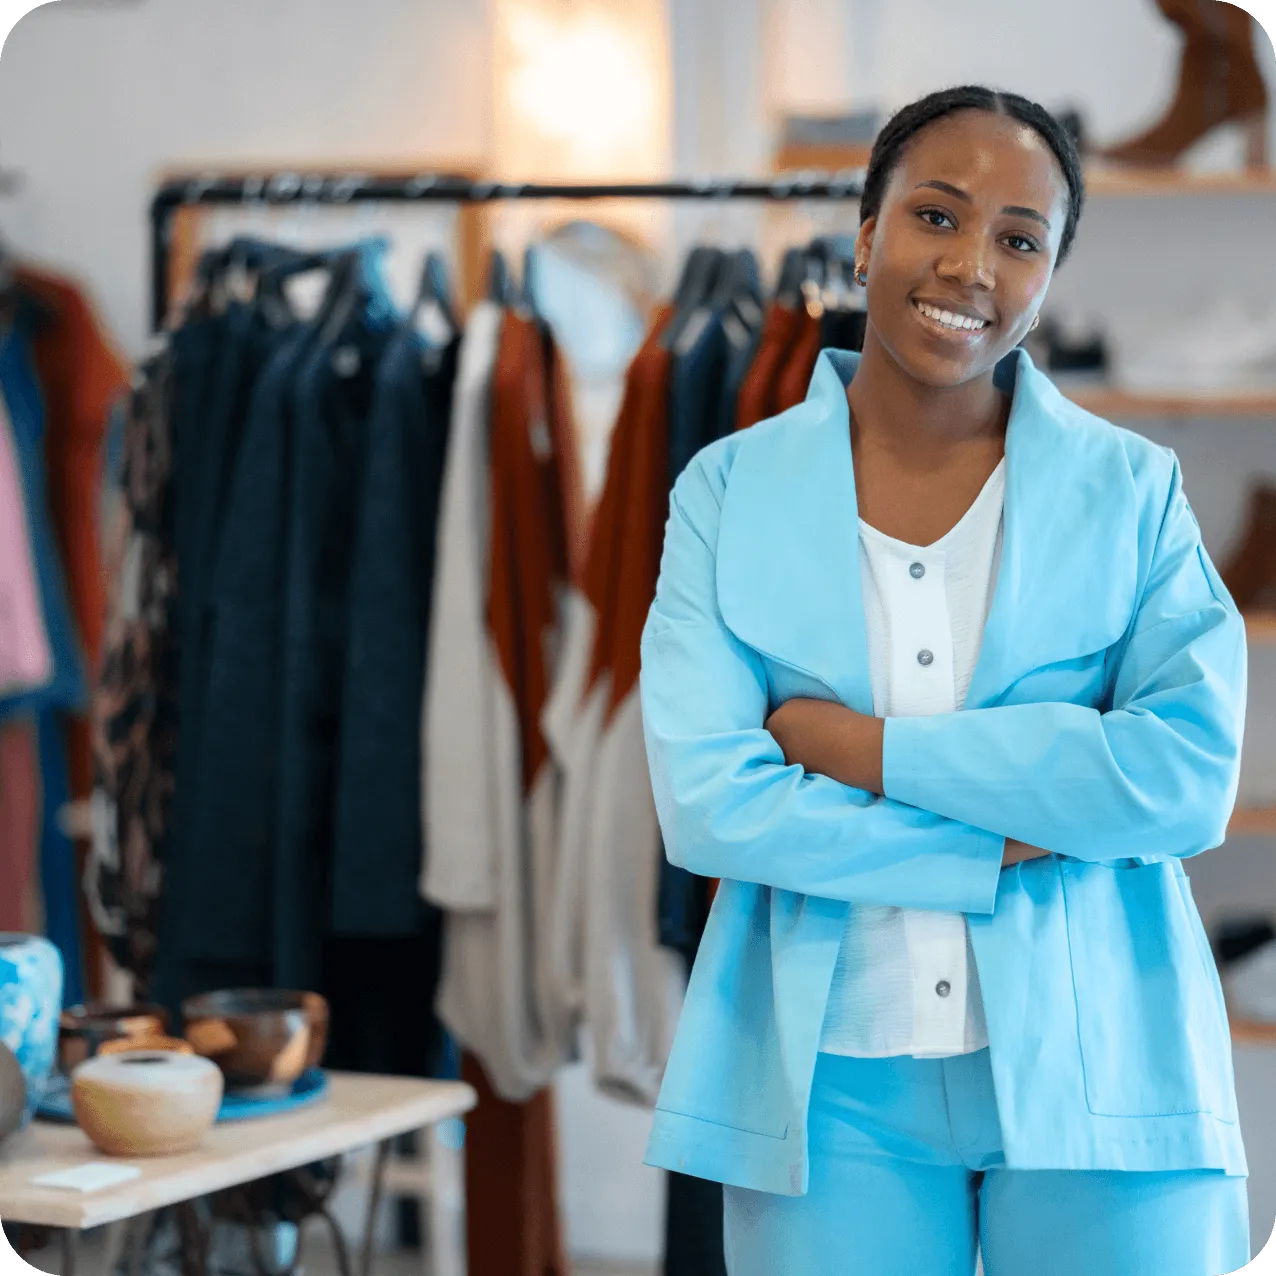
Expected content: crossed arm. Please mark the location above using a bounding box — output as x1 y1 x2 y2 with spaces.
641 461 1245 916
764 699 1052 869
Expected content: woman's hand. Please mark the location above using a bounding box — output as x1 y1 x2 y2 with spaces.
765 698 885 794
1002 838 1052 869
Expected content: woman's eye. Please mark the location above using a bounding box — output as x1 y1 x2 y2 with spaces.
917 207 954 229
1004 233 1040 254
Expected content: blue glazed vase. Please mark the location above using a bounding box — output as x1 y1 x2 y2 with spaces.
0 934 64 1127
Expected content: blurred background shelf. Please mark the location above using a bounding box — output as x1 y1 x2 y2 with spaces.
773 146 1276 200
1228 806 1276 836
1230 1016 1276 1046
1246 612 1276 643
1062 387 1276 418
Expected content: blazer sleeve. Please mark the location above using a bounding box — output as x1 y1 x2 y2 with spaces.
641 465 1006 915
882 458 1247 862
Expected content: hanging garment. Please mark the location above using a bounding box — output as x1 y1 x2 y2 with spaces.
460 1054 568 1276
273 293 396 991
771 310 822 413
0 314 87 719
333 326 459 937
422 301 504 914
0 718 41 934
88 347 178 988
37 709 82 1005
426 304 574 1099
734 302 802 432
17 268 129 803
544 307 683 1105
0 391 51 699
151 315 315 1005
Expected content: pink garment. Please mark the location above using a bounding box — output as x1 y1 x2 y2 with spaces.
0 719 42 934
0 396 52 698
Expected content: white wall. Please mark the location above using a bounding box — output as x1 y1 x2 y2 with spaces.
0 0 491 351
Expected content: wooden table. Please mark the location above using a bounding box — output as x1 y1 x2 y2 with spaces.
0 1072 475 1276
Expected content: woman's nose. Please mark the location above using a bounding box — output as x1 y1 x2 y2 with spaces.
936 242 995 291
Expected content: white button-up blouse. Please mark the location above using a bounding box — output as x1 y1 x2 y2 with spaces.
819 458 1006 1059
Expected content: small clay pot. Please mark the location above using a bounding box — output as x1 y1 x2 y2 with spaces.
0 1041 26 1146
72 1051 223 1156
59 1002 170 1073
98 1035 193 1058
182 989 329 1090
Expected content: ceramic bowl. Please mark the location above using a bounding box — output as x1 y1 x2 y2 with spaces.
58 1002 170 1073
0 1041 26 1146
181 989 328 1090
98 1035 193 1058
71 1050 223 1156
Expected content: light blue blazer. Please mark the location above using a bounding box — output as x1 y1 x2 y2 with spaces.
640 347 1248 1195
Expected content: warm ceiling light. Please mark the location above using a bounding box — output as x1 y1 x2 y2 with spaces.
505 4 659 163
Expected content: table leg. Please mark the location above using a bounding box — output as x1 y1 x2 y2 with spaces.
358 1139 392 1276
59 1228 77 1276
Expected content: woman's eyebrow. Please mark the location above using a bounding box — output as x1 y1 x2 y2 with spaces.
915 180 1052 229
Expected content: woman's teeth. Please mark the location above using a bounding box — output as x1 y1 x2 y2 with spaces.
914 300 989 332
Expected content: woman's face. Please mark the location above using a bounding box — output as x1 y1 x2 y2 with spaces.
856 109 1070 390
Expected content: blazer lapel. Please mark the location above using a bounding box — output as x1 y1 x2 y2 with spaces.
715 346 1141 716
716 350 872 711
965 351 1140 709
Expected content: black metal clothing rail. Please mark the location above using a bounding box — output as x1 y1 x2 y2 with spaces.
149 169 867 331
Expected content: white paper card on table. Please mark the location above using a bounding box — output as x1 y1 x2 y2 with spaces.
30 1163 142 1192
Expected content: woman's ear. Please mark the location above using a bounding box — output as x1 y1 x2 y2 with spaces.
855 220 876 281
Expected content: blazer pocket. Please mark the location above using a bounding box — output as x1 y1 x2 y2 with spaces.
1061 859 1235 1121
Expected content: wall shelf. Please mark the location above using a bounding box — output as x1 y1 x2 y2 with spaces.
773 146 1276 199
1246 612 1276 643
1062 386 1276 419
1230 1016 1276 1047
1228 806 1276 836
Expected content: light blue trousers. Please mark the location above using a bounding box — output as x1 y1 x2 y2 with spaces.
723 1049 1250 1276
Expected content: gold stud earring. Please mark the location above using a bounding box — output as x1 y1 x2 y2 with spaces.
855 263 868 286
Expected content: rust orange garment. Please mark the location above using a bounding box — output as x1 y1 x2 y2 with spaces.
465 309 572 1275
735 302 803 431
461 1054 568 1276
584 305 674 717
0 719 41 933
488 311 571 792
772 309 823 414
18 268 127 999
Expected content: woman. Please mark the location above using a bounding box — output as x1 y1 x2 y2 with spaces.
639 86 1249 1275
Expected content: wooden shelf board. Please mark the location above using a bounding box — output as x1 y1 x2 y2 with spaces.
1228 806 1276 836
772 147 1276 198
1062 386 1276 419
1245 611 1276 643
1230 1015 1276 1046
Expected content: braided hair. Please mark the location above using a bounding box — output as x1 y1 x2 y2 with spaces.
860 86 1086 263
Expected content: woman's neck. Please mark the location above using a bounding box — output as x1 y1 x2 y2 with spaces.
845 327 1010 545
845 327 1008 466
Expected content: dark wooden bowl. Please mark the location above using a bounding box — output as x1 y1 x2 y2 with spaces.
0 1041 25 1145
181 989 329 1089
58 1002 170 1074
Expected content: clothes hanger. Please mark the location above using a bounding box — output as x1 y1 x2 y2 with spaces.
661 246 725 350
409 252 457 345
488 250 518 306
774 247 808 309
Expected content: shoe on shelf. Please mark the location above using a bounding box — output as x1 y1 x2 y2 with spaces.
1100 0 1269 169
1114 296 1276 393
1220 484 1276 611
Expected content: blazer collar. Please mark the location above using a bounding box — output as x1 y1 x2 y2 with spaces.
715 347 1138 711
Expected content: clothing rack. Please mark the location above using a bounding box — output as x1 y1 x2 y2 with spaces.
149 169 867 331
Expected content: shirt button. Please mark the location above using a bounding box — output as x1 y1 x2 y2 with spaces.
935 980 951 998
917 649 934 667
909 562 925 579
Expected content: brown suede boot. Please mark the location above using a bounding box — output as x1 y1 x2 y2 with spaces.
1221 484 1276 610
1102 0 1269 167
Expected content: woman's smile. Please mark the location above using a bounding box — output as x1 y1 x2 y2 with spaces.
910 297 994 339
